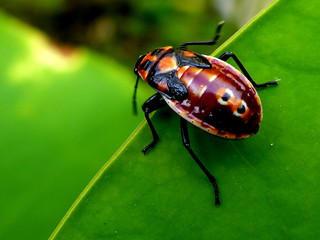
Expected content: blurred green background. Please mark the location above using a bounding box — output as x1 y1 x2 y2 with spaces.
0 0 273 239
0 0 273 68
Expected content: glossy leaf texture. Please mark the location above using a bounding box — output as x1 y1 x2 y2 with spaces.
50 0 320 239
0 10 152 240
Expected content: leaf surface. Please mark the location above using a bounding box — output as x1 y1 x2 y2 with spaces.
50 0 320 239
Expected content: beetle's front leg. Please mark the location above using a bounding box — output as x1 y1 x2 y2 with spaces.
142 93 166 154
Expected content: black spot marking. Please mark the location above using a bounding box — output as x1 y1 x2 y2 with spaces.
222 92 231 101
237 105 246 114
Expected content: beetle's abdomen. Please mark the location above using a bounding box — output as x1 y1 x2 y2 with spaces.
164 56 262 139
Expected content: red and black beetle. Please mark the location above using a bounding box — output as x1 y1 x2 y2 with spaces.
133 22 277 205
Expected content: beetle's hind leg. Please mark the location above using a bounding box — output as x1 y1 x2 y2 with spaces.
142 93 166 154
219 52 278 88
180 118 221 206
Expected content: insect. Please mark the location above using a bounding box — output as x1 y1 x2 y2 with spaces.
133 22 277 205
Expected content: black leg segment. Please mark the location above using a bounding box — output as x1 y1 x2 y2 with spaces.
180 21 225 48
219 52 278 88
142 93 166 154
180 118 221 206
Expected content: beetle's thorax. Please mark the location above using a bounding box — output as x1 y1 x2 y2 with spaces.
136 46 174 81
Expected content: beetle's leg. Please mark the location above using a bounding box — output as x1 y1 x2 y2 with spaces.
180 21 225 48
142 93 166 154
219 52 278 88
180 118 220 206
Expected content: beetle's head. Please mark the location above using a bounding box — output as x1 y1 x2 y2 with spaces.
134 47 174 81
134 54 146 77
133 54 148 115
134 53 157 81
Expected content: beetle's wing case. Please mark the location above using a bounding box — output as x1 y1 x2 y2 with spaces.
163 55 263 139
143 48 214 101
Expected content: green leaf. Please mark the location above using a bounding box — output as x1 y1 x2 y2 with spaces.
50 0 320 239
0 10 152 240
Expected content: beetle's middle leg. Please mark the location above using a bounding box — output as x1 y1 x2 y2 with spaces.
219 52 278 88
180 117 221 206
142 93 166 154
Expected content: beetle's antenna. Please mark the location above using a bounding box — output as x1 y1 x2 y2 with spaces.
133 75 140 115
180 21 225 47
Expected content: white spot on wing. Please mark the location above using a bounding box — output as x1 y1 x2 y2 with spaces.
186 68 202 87
177 66 189 78
208 74 218 82
198 84 207 98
